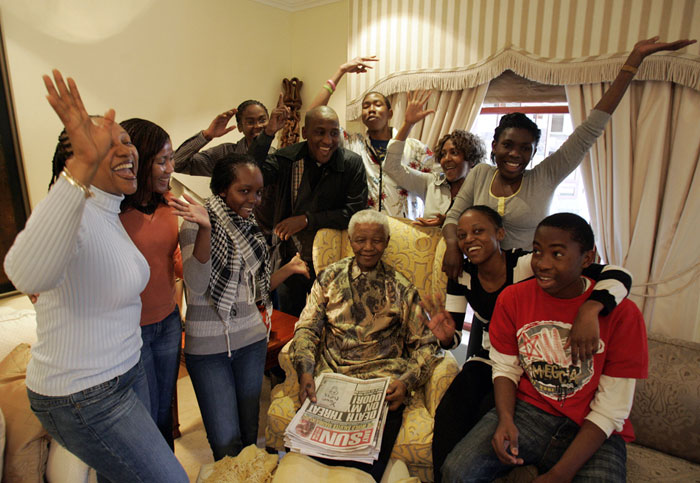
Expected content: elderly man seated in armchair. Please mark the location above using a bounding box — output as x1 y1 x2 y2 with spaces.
289 209 443 481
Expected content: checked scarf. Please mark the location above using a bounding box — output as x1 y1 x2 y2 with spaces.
206 195 272 328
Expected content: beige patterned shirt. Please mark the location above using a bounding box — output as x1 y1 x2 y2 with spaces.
289 257 442 392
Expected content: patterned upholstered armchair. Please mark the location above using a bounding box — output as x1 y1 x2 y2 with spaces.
266 217 460 482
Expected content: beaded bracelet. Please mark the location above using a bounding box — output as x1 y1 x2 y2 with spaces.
61 168 93 198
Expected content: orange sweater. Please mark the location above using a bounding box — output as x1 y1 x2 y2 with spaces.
120 194 183 325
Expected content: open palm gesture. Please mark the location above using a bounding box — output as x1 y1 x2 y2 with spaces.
627 36 697 66
43 69 114 172
419 292 456 347
404 90 435 125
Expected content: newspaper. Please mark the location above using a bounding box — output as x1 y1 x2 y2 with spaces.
284 373 391 464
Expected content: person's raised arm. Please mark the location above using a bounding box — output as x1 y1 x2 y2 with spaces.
308 56 378 110
249 94 289 184
594 36 696 115
170 194 211 295
5 70 115 293
173 109 238 176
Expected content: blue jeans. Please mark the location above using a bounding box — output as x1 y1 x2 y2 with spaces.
27 361 188 483
442 399 627 483
185 338 267 460
140 306 182 448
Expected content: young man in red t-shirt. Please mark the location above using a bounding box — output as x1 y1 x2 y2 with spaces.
442 213 648 483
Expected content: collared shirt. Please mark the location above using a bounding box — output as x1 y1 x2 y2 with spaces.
342 128 434 219
289 257 442 392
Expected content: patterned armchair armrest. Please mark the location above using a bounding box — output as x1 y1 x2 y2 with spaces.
265 341 300 450
276 341 300 401
422 352 459 416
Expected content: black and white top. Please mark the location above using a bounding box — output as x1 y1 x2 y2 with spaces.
444 249 632 362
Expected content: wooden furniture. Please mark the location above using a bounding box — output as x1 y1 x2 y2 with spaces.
265 310 299 371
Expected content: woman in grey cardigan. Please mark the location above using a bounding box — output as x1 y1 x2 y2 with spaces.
442 36 696 279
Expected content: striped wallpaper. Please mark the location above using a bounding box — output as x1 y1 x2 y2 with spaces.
347 0 700 119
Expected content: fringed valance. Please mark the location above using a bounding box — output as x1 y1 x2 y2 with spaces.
347 0 700 120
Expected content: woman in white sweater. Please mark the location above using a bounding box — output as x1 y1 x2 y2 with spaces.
4 71 187 482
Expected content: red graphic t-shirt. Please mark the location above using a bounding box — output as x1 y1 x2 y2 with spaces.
490 278 648 442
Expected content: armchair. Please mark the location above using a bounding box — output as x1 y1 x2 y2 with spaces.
266 217 459 482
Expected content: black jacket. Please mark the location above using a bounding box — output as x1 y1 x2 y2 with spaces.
249 132 368 263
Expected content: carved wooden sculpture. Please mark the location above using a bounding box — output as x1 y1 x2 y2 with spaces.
280 77 303 148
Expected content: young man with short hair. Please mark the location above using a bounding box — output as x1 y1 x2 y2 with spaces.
442 213 648 483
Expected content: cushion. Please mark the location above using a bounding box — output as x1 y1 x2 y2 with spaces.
0 308 38 360
0 343 49 482
629 332 700 463
272 452 375 483
626 442 700 482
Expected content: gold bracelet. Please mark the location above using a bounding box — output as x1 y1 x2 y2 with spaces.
61 168 93 198
621 64 638 75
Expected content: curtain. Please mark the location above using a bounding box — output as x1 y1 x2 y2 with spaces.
566 82 700 341
347 0 700 119
387 84 488 148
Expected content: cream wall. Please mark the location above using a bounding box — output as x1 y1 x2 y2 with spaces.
290 0 348 123
0 0 307 206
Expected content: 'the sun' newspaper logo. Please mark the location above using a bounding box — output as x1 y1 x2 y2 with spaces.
516 320 604 402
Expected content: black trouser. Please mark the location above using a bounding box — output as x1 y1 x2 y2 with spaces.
432 360 494 483
277 272 314 317
312 404 405 482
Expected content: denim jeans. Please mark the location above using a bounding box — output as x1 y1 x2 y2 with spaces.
442 399 627 483
27 361 188 483
140 306 182 448
185 337 267 460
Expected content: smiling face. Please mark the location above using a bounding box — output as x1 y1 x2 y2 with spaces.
361 93 392 132
91 123 139 195
457 209 505 265
440 139 470 182
531 225 594 298
239 104 269 144
349 222 389 272
219 163 264 218
302 108 340 164
147 139 174 195
491 127 536 181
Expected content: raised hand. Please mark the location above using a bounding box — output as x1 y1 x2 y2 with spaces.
419 293 456 346
203 108 237 141
264 93 290 136
627 36 697 66
43 70 115 178
340 55 379 75
404 90 435 125
168 193 211 229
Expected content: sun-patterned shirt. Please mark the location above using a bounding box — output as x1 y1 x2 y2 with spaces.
342 128 434 220
289 257 442 392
